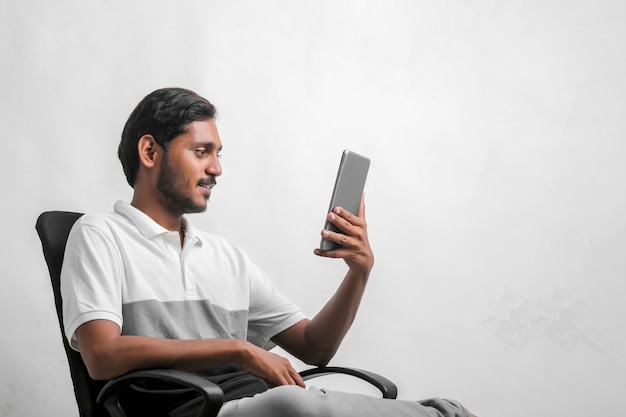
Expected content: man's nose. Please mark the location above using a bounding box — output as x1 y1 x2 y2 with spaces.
206 157 222 177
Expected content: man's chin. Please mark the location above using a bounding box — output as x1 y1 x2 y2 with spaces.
159 195 208 216
186 200 209 214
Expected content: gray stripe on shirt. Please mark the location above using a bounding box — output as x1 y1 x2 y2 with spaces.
122 299 248 341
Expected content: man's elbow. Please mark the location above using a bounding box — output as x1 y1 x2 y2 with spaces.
298 336 342 368
81 350 125 380
86 367 113 381
308 357 331 368
301 349 336 368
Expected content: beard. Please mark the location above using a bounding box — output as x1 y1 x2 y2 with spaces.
155 154 211 216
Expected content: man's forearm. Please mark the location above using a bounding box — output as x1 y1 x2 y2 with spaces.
307 269 369 361
275 269 369 366
77 319 305 387
78 328 248 380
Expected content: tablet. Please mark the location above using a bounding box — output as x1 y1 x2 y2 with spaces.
320 150 370 251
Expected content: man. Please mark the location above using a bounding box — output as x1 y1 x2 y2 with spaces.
61 87 474 417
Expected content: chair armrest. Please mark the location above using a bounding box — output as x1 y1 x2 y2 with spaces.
299 366 398 399
96 369 225 417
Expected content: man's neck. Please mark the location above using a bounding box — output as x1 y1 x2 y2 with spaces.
130 197 183 233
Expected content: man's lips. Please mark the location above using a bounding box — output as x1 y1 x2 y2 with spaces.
198 177 216 193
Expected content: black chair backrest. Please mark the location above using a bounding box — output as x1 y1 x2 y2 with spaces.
36 211 108 417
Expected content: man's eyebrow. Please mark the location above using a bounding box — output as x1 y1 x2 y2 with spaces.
193 142 222 152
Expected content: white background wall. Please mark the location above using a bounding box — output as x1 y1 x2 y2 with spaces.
1 0 625 416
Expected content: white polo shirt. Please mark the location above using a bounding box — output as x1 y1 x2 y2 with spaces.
61 201 305 351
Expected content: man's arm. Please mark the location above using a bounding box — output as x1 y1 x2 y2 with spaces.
76 319 305 387
272 195 374 366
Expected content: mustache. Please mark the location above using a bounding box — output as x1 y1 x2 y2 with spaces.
198 176 217 189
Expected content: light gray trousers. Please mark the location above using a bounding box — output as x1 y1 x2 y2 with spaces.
218 385 470 417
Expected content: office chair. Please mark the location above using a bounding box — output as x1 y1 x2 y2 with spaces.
36 211 397 417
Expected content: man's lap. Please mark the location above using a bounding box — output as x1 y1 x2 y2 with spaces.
217 385 470 417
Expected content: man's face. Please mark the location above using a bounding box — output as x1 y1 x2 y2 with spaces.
155 119 223 216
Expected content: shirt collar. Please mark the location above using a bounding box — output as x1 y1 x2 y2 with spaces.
181 216 202 246
114 201 203 246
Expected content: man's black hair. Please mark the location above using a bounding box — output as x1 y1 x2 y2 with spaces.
118 87 217 187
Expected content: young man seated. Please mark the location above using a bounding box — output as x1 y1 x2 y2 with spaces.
61 87 475 417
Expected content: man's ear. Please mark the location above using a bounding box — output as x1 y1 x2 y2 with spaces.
137 134 161 168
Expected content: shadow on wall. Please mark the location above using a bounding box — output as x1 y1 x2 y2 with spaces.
483 287 624 361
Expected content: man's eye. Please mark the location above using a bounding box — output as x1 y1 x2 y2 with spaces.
195 149 208 157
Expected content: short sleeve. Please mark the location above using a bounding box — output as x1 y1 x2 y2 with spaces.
245 259 306 349
60 217 124 350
